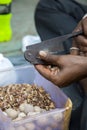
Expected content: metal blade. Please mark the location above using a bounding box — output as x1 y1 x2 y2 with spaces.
24 30 82 64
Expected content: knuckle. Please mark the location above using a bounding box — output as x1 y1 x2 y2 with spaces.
84 47 87 52
80 46 87 52
82 39 87 45
45 53 51 61
79 46 83 50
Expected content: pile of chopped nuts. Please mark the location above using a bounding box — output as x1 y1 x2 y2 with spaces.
0 84 55 120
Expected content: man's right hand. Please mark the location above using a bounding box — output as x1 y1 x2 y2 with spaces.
35 51 87 87
72 15 87 55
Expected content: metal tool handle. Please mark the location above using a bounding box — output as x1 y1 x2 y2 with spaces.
24 30 83 65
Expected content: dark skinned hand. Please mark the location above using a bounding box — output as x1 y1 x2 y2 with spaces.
71 15 87 130
72 15 87 55
35 15 87 88
35 51 87 87
71 15 87 95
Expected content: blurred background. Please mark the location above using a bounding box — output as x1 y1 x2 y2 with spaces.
0 0 87 66
0 0 39 66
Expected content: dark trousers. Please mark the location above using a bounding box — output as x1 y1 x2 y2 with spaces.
35 0 87 50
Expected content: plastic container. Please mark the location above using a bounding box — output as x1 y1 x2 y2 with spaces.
0 53 17 86
0 0 12 42
0 65 72 130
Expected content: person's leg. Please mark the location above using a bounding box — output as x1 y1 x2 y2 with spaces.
35 9 77 40
80 95 87 130
35 0 87 50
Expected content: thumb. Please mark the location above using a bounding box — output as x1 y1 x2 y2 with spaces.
39 51 60 66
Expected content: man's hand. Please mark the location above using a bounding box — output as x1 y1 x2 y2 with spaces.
35 51 87 87
72 16 87 94
72 16 87 54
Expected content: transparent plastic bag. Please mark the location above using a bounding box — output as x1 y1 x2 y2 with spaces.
0 54 17 86
22 35 41 52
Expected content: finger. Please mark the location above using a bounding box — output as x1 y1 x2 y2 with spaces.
84 52 87 57
72 38 78 47
79 51 87 57
70 47 80 55
70 43 79 55
82 17 87 36
35 64 60 84
79 46 87 52
35 64 52 78
35 64 66 87
52 68 80 87
39 51 60 66
71 38 80 55
74 35 87 47
83 14 87 19
79 51 85 56
73 21 82 32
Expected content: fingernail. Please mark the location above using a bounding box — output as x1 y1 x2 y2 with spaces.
83 13 87 19
39 51 47 57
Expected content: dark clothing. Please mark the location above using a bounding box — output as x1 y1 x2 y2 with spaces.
80 95 87 130
35 0 87 50
34 0 87 130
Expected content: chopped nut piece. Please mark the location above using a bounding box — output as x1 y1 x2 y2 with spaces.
0 84 56 120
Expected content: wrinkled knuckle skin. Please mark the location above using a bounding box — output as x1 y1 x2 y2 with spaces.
79 46 84 52
82 39 87 46
80 47 87 52
45 53 50 60
84 48 87 52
